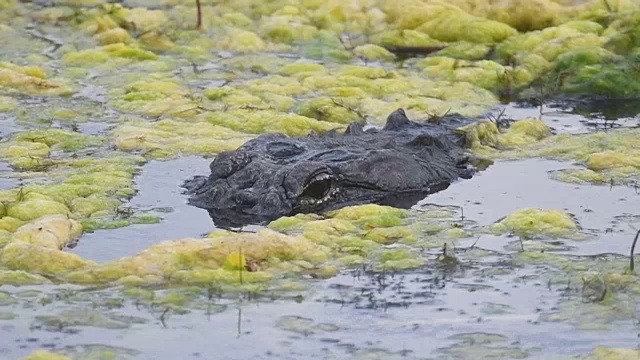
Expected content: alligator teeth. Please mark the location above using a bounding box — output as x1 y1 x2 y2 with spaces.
303 173 332 190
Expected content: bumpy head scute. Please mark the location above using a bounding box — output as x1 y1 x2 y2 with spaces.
184 109 475 228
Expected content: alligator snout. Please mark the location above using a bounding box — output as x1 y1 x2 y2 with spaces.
185 108 477 228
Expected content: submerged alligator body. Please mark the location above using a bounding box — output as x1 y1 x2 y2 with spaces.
184 109 476 228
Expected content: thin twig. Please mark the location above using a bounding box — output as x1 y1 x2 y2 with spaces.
630 229 640 272
330 98 366 121
238 247 244 284
159 307 170 328
195 0 203 30
465 236 481 253
236 307 242 338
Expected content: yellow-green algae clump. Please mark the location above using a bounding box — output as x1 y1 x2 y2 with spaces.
0 63 73 96
112 119 252 159
63 43 157 66
0 204 471 286
490 208 581 239
0 215 93 274
462 118 640 186
110 79 197 118
23 350 71 360
0 154 148 233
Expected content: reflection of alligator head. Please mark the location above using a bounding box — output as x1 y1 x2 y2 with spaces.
184 109 477 228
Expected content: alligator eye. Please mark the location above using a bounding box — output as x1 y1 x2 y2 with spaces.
301 173 333 201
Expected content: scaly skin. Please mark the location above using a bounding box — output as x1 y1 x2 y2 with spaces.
184 109 476 228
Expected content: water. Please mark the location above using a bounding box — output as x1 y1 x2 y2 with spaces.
2 106 640 359
422 158 640 256
69 156 215 262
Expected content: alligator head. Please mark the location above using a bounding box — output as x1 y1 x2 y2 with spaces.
184 108 476 228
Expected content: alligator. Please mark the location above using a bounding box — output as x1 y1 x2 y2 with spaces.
183 109 477 228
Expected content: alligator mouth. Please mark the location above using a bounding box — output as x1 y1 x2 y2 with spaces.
299 171 336 206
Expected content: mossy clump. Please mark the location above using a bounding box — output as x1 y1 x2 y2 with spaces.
297 97 362 124
203 110 345 136
63 43 157 66
327 204 407 223
7 200 71 222
419 57 516 92
579 347 640 360
65 228 327 284
23 350 71 360
279 62 326 76
0 64 73 96
0 269 50 285
462 118 640 185
491 208 580 239
550 169 608 185
496 22 604 63
376 248 424 271
498 119 552 148
522 129 640 185
432 42 492 60
258 15 318 44
353 44 396 62
301 30 353 61
0 140 51 170
112 119 252 159
383 1 517 43
93 27 131 45
558 57 640 99
0 95 17 111
218 28 267 52
0 215 92 274
13 129 104 152
111 79 196 118
460 118 551 156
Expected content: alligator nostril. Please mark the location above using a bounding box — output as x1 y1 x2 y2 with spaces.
302 178 332 200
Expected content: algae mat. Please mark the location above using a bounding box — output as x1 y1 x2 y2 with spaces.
1 0 640 359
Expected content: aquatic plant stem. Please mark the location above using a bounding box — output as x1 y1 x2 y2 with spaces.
195 0 202 30
630 229 640 272
239 247 244 284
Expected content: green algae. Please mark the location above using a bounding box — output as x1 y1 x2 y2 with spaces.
438 332 528 359
0 215 92 274
1 1 640 356
110 79 196 118
14 129 103 152
0 95 17 111
63 44 157 66
80 215 160 232
202 109 345 136
577 347 640 360
0 204 471 287
0 269 50 285
23 351 71 360
550 169 609 185
34 307 139 330
297 97 362 124
113 119 252 158
353 44 396 61
490 208 581 240
0 62 72 94
462 119 640 186
0 154 146 242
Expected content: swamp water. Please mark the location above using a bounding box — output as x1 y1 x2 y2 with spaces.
2 108 640 360
2 1 640 358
